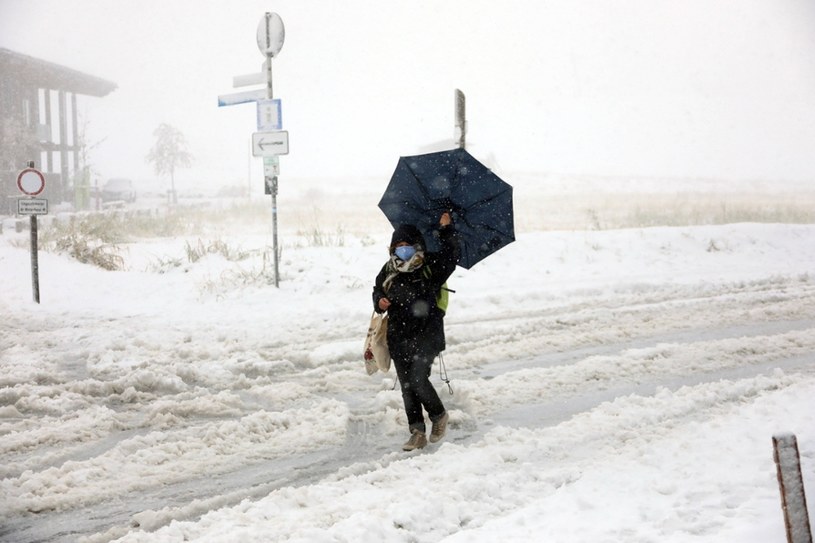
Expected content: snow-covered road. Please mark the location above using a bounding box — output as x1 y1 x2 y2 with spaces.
1 222 814 542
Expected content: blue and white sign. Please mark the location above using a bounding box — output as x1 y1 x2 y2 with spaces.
217 88 267 108
257 99 282 130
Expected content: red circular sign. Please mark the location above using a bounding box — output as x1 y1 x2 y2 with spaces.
17 168 46 196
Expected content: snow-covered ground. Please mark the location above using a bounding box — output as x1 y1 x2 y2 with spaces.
1 181 814 543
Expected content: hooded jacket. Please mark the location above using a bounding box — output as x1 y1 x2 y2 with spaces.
372 223 460 357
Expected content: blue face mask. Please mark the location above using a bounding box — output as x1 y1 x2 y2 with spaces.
394 245 416 261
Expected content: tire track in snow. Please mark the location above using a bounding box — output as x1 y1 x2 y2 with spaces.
3 276 814 542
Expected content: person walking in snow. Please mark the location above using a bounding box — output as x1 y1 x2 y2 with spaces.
372 212 460 451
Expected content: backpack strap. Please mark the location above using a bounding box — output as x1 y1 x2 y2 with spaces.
422 265 454 313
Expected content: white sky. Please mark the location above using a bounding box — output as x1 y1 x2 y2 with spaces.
2 0 815 192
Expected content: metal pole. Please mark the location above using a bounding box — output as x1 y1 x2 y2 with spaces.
265 47 280 288
30 214 40 304
269 176 280 288
265 57 274 100
455 89 466 149
23 160 41 304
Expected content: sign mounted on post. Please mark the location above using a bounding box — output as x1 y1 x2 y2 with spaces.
252 131 289 156
256 12 285 57
17 163 44 303
263 156 280 177
233 70 266 88
18 199 48 215
257 99 282 130
218 88 268 108
17 167 46 196
220 12 287 288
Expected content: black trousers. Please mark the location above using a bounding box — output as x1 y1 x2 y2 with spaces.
392 348 445 434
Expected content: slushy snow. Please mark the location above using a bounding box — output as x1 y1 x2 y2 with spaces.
1 200 814 542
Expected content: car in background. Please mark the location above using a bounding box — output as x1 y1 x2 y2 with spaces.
101 178 136 203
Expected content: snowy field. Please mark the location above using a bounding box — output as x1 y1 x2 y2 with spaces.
1 176 814 542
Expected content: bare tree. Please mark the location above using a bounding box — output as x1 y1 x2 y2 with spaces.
145 123 192 204
73 119 106 211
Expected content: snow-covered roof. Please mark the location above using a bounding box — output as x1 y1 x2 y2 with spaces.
0 47 117 97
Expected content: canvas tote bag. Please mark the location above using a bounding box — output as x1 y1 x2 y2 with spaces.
363 312 390 374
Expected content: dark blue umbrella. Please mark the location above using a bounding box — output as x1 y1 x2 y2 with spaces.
378 148 514 269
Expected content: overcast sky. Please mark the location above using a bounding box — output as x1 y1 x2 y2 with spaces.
2 0 815 192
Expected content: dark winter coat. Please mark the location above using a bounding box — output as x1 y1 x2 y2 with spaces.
372 224 460 358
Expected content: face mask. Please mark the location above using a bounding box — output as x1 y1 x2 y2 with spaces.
394 245 416 261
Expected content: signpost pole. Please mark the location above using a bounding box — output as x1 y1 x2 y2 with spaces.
265 57 274 100
30 211 40 303
18 160 44 303
261 12 282 288
264 48 280 288
267 175 280 288
222 12 285 287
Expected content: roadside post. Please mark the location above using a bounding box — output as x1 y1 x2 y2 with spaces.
218 12 286 288
16 161 48 303
773 433 813 543
455 89 467 150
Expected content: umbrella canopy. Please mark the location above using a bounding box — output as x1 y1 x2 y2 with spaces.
378 148 514 269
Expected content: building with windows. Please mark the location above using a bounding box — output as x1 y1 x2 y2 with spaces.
1 47 116 213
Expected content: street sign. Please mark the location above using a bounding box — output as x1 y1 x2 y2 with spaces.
18 198 48 215
257 99 282 130
218 88 268 107
252 131 289 156
233 71 266 88
263 156 280 177
17 168 46 196
257 13 285 57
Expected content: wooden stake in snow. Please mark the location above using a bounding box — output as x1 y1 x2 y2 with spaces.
773 433 813 543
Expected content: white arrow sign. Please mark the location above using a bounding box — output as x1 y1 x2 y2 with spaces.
252 131 289 156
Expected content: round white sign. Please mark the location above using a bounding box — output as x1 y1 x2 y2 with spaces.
17 168 46 196
256 12 285 57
